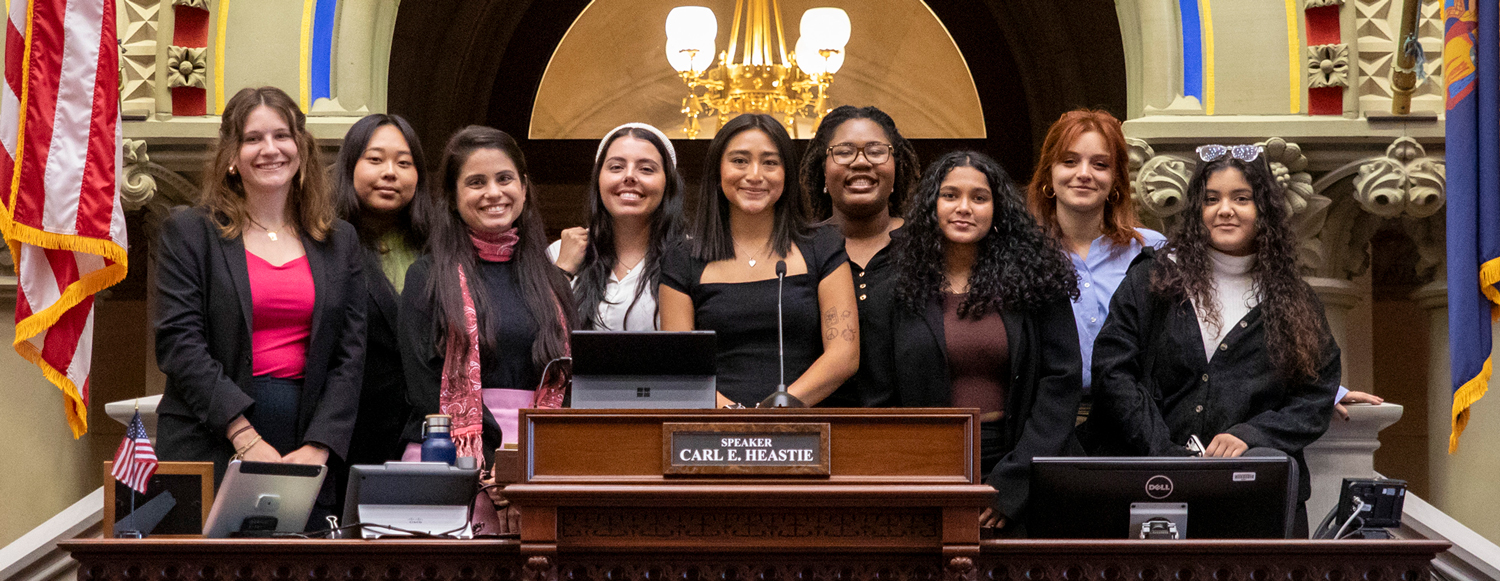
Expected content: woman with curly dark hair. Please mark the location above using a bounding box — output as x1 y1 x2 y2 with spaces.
799 105 919 407
890 150 1082 535
1091 144 1340 536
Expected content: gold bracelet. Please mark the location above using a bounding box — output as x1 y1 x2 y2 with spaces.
234 435 263 456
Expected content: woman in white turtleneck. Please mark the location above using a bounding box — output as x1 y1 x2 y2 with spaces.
1090 146 1342 536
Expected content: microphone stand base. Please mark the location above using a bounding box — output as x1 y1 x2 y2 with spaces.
759 390 806 408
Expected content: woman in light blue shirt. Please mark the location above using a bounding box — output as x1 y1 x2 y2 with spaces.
1026 110 1164 423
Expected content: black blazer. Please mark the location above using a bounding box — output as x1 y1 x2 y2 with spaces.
891 292 1083 522
154 206 367 480
344 248 412 465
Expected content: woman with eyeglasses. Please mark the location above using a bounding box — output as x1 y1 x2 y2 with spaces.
1091 144 1340 536
799 106 920 407
1024 110 1163 430
890 150 1082 535
660 113 859 408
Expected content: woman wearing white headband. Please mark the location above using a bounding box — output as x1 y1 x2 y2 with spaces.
548 123 685 330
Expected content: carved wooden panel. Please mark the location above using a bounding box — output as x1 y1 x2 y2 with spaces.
558 507 941 547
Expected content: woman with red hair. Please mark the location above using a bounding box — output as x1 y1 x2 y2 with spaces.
1026 110 1164 426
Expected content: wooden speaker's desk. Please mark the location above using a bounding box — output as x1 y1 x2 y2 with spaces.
62 409 1448 580
60 538 1448 581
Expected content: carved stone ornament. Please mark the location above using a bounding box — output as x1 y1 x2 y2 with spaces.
1304 0 1342 7
121 139 155 210
1257 138 1332 273
166 46 207 89
1132 154 1194 222
1307 43 1351 88
172 0 208 8
1352 137 1446 219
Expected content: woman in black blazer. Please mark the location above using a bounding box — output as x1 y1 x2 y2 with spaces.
889 151 1081 536
332 114 428 467
154 86 366 493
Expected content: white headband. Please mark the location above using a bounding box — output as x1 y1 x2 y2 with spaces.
596 122 677 166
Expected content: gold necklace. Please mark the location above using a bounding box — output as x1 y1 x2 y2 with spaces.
248 218 286 242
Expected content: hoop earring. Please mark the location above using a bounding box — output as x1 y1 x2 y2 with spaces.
1043 185 1055 198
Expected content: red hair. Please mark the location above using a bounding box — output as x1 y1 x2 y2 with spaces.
1026 109 1144 247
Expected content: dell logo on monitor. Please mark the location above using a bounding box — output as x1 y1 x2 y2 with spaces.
1145 475 1174 499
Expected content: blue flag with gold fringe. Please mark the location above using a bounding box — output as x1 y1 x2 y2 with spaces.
1445 0 1499 453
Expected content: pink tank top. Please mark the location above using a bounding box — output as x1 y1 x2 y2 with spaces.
247 251 314 379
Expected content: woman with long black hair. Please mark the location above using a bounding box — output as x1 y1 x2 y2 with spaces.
398 125 575 460
1091 144 1340 536
549 123 684 330
332 113 427 467
660 113 858 407
890 150 1081 535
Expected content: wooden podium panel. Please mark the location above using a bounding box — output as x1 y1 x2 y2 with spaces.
60 538 1449 581
504 409 995 558
518 409 977 484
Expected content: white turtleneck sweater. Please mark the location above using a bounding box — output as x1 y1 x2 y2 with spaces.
1193 250 1259 362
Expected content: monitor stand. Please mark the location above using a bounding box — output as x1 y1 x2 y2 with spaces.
1130 502 1188 539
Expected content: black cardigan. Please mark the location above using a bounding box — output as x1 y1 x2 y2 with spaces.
153 206 367 480
1090 251 1340 501
891 292 1083 521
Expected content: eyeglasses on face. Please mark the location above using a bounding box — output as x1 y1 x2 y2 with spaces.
1195 144 1261 163
827 142 893 166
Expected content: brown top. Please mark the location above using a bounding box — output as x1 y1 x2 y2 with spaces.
943 292 1008 418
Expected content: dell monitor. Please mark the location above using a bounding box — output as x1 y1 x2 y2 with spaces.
1025 456 1297 539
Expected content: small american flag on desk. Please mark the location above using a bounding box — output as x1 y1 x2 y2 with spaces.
111 411 158 493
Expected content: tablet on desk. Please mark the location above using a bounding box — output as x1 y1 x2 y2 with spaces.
570 330 717 409
202 460 325 538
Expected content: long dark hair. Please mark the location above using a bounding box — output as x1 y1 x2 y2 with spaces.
688 113 809 261
203 86 332 240
420 125 575 371
800 105 920 220
332 114 429 249
894 151 1078 318
573 127 685 329
1151 155 1325 379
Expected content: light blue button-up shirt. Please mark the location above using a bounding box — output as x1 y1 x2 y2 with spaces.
1071 227 1167 392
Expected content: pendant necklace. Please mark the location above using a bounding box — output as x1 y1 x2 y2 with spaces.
734 241 768 268
249 218 284 242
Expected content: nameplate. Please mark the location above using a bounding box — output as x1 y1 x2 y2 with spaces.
662 422 831 476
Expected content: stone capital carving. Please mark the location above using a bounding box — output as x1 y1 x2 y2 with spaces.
1307 44 1351 88
1128 138 1193 232
172 0 209 8
121 139 155 210
1260 138 1332 274
166 46 207 89
1304 0 1342 7
1352 137 1445 218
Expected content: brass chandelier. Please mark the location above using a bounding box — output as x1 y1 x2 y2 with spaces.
665 1 851 138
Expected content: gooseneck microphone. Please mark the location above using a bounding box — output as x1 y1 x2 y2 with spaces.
759 260 805 408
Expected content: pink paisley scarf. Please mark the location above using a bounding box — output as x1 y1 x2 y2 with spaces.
440 228 570 462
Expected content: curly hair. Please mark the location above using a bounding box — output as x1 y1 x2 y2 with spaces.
893 150 1079 318
573 126 685 329
1026 109 1145 247
799 105 920 221
1150 155 1326 379
202 86 332 241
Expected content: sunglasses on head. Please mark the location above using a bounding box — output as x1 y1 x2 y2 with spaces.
1195 144 1261 163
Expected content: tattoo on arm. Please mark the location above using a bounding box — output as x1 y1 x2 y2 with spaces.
840 309 856 342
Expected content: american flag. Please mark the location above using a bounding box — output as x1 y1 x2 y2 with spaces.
0 0 129 438
111 411 157 493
